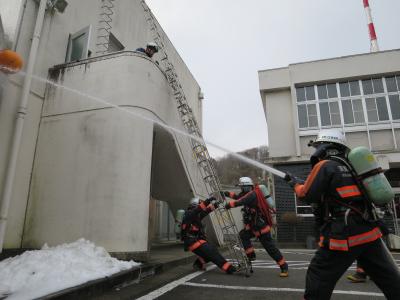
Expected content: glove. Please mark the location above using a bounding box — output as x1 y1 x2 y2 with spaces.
204 196 216 206
284 172 303 188
225 203 232 210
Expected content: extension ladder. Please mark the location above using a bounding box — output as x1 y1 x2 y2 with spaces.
139 0 252 276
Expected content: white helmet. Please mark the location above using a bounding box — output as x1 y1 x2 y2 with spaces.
146 42 159 52
238 177 254 186
313 129 347 148
189 197 200 208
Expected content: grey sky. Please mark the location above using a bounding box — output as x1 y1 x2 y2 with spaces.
146 0 400 158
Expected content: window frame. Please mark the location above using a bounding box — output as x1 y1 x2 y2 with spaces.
66 25 91 63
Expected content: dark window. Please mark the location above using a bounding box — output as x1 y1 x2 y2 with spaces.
307 104 318 127
296 87 306 102
386 77 398 93
373 78 384 94
298 105 308 128
366 98 378 122
305 86 315 100
327 83 338 98
397 76 400 91
339 82 350 97
376 97 389 121
319 102 330 126
330 102 341 125
317 85 328 99
342 100 354 124
362 79 374 95
353 99 364 123
389 95 400 120
349 81 361 96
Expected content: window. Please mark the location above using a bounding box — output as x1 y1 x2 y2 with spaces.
342 99 364 125
296 86 315 102
386 76 400 93
295 194 313 216
318 83 338 99
366 97 389 122
298 104 318 128
389 95 400 120
66 26 91 62
319 101 341 126
340 80 361 97
107 32 125 53
362 78 384 95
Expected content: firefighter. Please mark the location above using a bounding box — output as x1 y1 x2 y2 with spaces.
284 128 400 299
224 177 289 277
181 197 237 274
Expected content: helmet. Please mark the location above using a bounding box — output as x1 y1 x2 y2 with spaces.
238 177 254 187
188 197 200 209
146 42 159 52
312 129 347 148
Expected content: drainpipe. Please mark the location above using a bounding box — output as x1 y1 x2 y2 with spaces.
0 0 48 253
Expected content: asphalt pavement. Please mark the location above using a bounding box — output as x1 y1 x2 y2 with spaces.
131 249 400 300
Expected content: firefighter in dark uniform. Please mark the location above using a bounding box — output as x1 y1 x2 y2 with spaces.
285 129 400 299
181 197 237 274
224 177 289 277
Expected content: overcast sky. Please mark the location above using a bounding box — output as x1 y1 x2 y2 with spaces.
146 0 400 158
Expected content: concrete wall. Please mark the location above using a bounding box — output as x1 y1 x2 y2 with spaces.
264 89 296 158
0 0 205 251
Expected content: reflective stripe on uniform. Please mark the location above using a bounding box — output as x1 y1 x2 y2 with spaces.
348 227 382 247
318 236 324 247
222 262 231 272
277 258 286 266
329 239 349 251
188 239 206 252
260 226 271 234
336 185 361 198
295 160 328 198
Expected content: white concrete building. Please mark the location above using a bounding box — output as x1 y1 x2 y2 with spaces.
0 0 209 258
258 49 400 244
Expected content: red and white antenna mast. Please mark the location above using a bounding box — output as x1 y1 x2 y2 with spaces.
363 0 380 52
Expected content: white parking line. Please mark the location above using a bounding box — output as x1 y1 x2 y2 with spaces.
182 282 385 297
135 266 216 300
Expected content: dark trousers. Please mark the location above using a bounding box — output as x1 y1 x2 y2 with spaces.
239 227 284 263
305 238 400 300
192 242 230 271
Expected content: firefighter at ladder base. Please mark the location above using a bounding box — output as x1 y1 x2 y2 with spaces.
284 129 400 299
224 178 289 277
181 197 237 274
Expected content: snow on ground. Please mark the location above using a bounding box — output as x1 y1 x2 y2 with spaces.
0 239 140 300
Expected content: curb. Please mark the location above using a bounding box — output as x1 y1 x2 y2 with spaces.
38 254 196 299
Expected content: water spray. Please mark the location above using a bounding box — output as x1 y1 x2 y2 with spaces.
23 72 288 179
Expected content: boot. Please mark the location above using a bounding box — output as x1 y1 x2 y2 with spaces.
226 265 238 275
280 262 289 277
347 271 367 283
192 259 206 271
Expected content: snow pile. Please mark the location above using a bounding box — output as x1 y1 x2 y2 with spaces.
0 239 140 300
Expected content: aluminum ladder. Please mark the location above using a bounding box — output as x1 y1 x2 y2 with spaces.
139 0 252 276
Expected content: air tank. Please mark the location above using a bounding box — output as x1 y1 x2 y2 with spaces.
348 146 394 205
